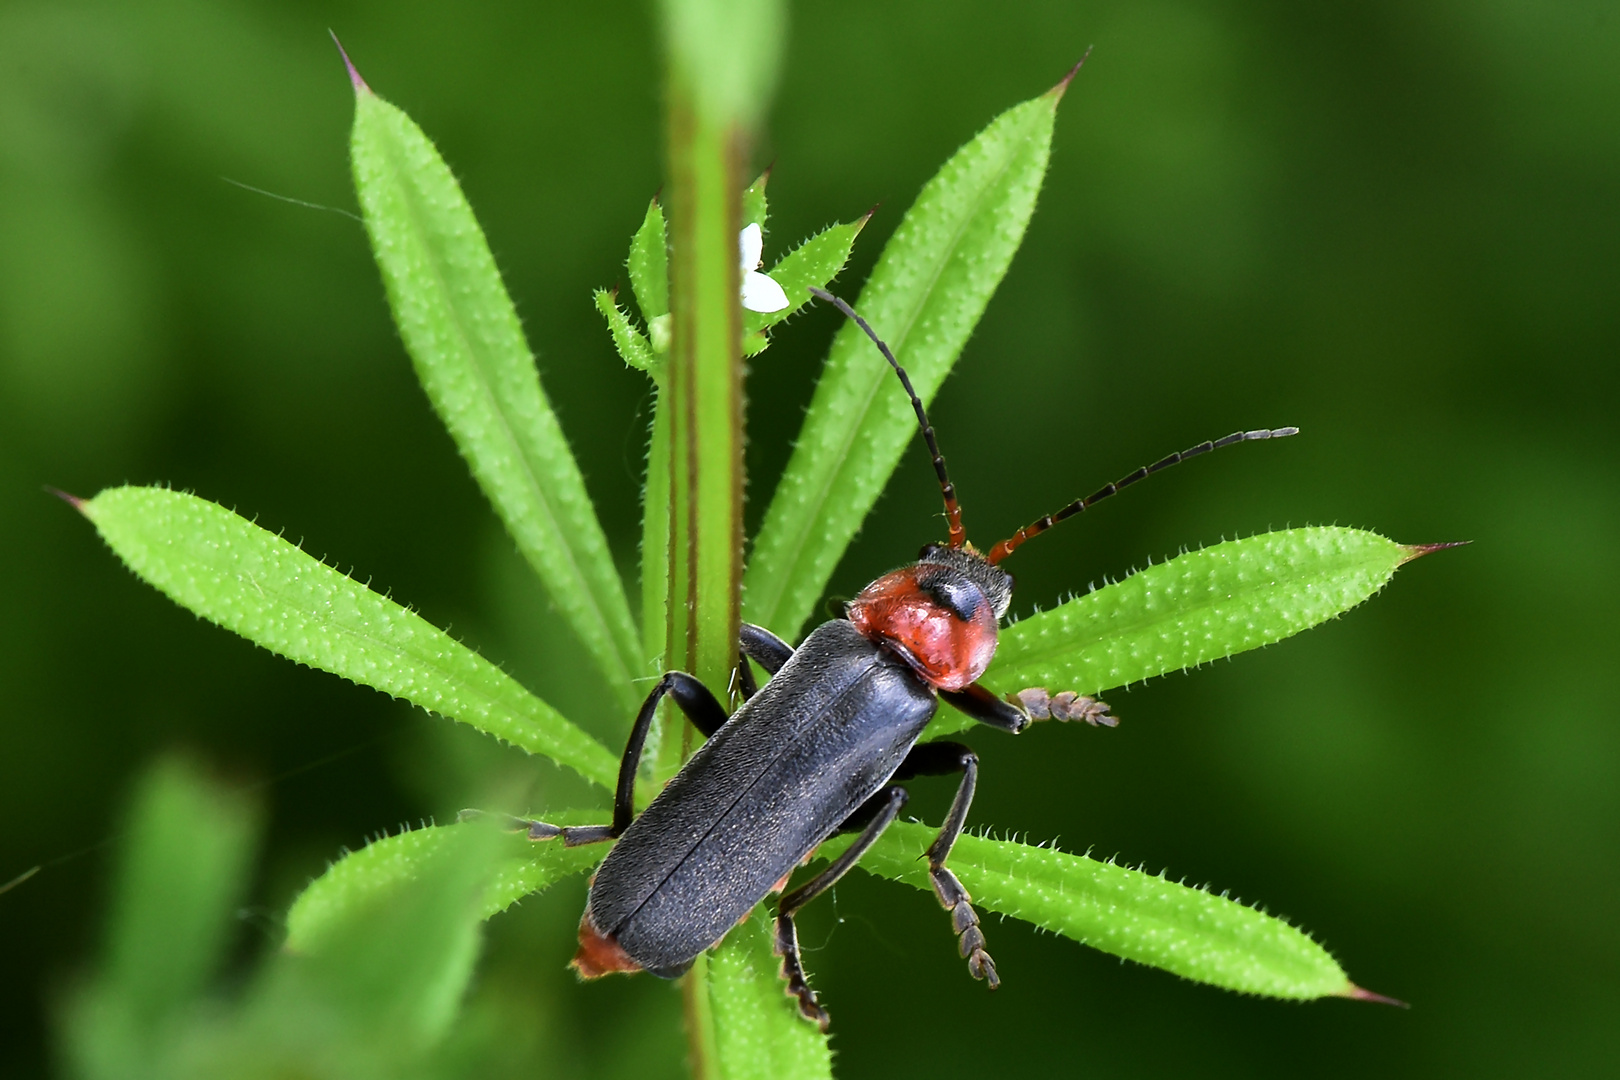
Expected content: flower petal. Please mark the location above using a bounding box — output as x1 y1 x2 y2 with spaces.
739 222 764 270
741 270 789 312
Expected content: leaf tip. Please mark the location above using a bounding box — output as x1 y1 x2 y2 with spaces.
1398 540 1471 565
1342 984 1410 1009
329 30 370 94
857 202 881 232
1048 46 1094 102
45 485 87 514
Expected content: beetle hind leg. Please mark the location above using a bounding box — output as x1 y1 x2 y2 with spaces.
775 785 909 1030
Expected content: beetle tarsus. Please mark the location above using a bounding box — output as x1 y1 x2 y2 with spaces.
1008 687 1116 727
930 863 1000 989
459 809 617 846
774 913 831 1031
521 820 616 846
772 786 907 1027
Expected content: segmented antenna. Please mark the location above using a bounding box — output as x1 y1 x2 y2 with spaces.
809 287 967 549
985 428 1299 565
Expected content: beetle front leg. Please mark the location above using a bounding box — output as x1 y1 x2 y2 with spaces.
776 786 909 1031
512 671 729 844
897 740 1000 988
737 623 795 700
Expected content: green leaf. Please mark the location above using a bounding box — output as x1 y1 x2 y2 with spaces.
742 217 868 354
286 816 607 955
745 75 1072 638
708 908 832 1080
594 287 659 373
349 83 642 714
80 486 620 791
833 822 1360 1001
741 171 768 231
929 527 1413 737
628 198 670 322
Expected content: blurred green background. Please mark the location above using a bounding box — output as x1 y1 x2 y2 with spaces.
3 0 1615 1075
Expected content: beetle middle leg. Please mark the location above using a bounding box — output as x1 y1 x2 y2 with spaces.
776 786 909 1031
736 622 795 700
518 671 730 845
890 740 1001 989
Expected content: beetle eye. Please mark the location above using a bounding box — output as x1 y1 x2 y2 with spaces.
918 543 942 561
923 577 982 622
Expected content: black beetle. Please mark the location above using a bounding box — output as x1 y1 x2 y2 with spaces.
519 286 1295 1029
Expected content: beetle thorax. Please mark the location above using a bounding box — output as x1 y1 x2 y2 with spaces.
846 546 1013 691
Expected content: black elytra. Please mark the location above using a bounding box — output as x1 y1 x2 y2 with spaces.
512 286 1296 1030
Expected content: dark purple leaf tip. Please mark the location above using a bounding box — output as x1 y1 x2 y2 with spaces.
1399 540 1472 564
1051 46 1094 100
45 486 85 513
1343 984 1410 1009
329 30 370 94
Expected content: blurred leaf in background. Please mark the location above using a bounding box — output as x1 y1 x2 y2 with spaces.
59 758 259 1080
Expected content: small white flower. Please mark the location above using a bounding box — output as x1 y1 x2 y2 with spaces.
738 223 789 313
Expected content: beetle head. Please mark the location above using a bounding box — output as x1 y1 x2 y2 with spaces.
846 545 1013 691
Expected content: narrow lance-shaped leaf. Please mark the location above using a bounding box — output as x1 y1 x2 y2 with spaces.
628 198 673 357
741 171 769 232
348 74 643 714
287 816 607 955
742 216 868 356
745 68 1077 639
827 823 1369 1001
78 486 620 791
930 527 1419 737
708 909 832 1080
628 197 671 321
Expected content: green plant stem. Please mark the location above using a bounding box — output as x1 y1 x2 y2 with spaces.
664 68 745 1080
642 378 672 672
665 76 744 700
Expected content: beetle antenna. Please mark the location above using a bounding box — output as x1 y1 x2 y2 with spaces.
985 428 1300 564
809 286 966 548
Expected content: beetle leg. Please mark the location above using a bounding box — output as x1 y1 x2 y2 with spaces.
512 671 730 843
776 786 909 1031
737 623 795 701
455 810 616 846
740 623 795 674
940 682 1030 733
1006 687 1116 727
896 741 1000 989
